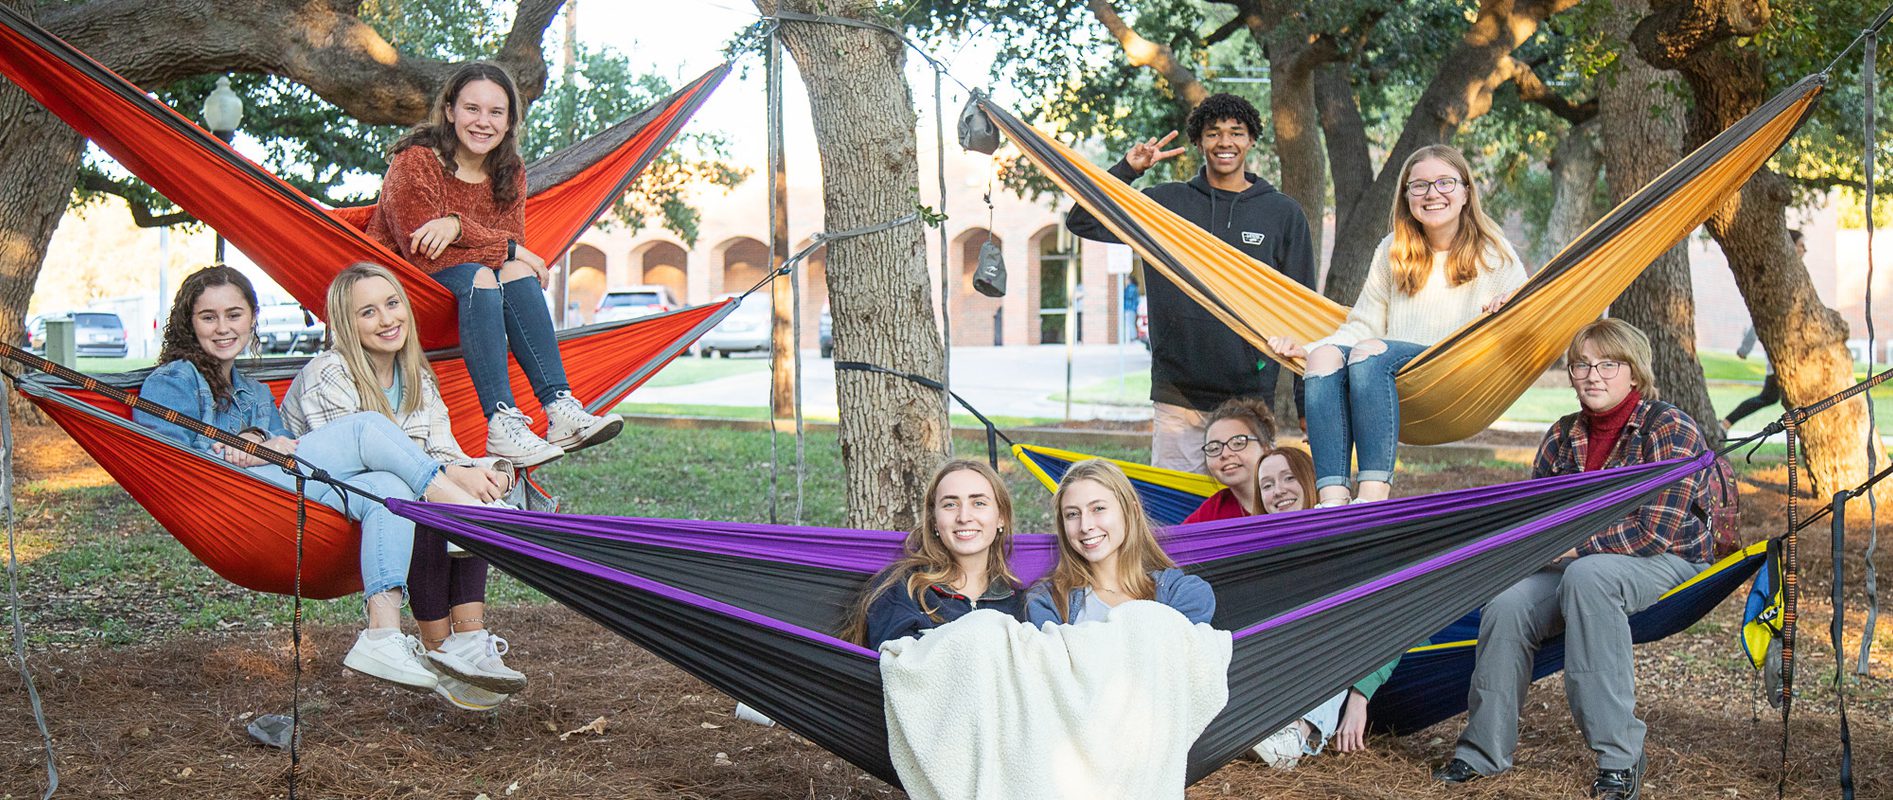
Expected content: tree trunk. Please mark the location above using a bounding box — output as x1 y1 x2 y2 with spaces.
1598 5 1720 446
1255 24 1331 260
1541 120 1601 266
0 0 562 360
1635 20 1881 497
1321 0 1580 303
761 0 950 531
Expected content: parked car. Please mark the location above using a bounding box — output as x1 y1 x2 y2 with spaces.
256 302 325 354
818 304 833 359
28 312 128 358
595 285 679 323
697 293 771 358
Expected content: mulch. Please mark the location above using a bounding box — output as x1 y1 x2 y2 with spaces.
2 424 1890 798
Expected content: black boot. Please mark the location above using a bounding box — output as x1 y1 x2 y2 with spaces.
1432 758 1484 784
1592 751 1646 800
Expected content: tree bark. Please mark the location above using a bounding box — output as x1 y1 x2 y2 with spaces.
1541 119 1602 267
1634 9 1881 497
1598 3 1720 447
0 0 563 353
1252 20 1333 260
760 0 951 531
1322 0 1581 303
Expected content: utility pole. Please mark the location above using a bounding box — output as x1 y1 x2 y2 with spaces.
553 0 579 327
767 29 796 427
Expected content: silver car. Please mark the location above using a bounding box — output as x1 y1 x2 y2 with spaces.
697 294 772 358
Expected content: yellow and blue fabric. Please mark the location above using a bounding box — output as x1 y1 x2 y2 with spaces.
1742 537 1787 669
1012 442 1768 733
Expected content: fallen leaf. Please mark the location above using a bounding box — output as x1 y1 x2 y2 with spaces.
176 767 193 779
700 722 722 729
559 716 608 741
713 752 733 766
506 781 520 795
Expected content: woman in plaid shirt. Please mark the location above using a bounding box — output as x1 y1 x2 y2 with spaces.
1432 319 1711 800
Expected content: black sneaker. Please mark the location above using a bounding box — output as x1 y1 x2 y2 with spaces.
1593 751 1647 800
1432 758 1484 784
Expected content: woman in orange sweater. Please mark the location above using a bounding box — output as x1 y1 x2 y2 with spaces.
366 62 620 467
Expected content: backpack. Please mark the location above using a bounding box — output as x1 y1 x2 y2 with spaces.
1559 400 1741 559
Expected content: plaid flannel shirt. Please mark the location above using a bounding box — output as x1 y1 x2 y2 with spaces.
1533 399 1713 563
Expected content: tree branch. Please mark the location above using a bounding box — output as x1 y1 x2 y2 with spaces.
1509 60 1598 124
77 172 195 227
1204 13 1248 45
45 0 565 127
1086 0 1208 108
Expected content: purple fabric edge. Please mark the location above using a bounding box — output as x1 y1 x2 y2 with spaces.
1230 452 1713 640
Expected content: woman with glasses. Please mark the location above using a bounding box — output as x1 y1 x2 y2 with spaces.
1434 319 1711 800
1266 145 1526 507
1181 397 1278 524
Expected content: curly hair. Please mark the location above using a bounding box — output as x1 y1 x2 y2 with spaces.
1186 93 1262 146
389 62 525 209
157 265 259 409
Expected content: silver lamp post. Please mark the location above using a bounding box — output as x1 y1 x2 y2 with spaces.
200 76 244 264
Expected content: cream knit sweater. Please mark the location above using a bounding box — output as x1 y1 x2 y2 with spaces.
1309 234 1527 352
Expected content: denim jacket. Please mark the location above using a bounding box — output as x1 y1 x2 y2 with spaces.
135 360 288 453
1025 567 1215 626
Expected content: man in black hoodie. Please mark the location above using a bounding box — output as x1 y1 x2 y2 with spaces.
1067 93 1317 472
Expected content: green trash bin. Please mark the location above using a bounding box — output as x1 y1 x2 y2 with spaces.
43 316 75 368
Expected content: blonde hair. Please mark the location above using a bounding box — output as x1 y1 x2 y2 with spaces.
842 460 1021 645
1387 144 1511 296
1043 459 1177 623
1566 318 1659 401
324 262 432 418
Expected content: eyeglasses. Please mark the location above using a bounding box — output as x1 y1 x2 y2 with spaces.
1567 360 1626 380
1405 176 1463 197
1202 434 1260 457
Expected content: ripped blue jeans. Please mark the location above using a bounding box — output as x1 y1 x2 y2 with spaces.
430 262 571 417
1303 339 1427 490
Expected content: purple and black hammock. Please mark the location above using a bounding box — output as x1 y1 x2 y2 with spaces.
387 453 1715 786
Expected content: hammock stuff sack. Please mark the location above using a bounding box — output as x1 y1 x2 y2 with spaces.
0 4 727 349
388 452 1717 787
4 304 733 599
979 76 1824 444
1011 442 1767 733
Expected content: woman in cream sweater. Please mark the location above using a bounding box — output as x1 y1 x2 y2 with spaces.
1267 145 1526 506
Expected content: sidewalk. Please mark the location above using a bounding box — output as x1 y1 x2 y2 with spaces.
629 343 1156 421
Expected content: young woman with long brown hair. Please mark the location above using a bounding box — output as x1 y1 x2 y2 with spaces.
1025 459 1213 626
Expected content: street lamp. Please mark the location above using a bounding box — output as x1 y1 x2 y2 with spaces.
200 75 244 264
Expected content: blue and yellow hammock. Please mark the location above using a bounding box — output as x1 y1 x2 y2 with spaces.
1013 442 1768 732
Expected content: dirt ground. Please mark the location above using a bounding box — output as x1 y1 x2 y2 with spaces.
2 423 1890 799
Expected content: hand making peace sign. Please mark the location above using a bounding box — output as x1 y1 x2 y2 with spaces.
1125 130 1188 173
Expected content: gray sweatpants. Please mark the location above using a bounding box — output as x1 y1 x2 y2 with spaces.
1453 553 1705 773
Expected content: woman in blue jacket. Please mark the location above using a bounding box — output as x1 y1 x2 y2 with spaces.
1026 459 1213 626
843 460 1026 649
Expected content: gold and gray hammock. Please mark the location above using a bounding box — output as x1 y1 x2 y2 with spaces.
979 74 1824 444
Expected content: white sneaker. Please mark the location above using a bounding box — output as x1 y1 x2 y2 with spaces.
485 404 562 468
1252 723 1305 770
542 391 623 452
343 630 437 692
425 630 528 694
424 660 509 711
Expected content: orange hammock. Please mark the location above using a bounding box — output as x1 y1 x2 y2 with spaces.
0 5 726 349
9 303 731 598
981 74 1823 444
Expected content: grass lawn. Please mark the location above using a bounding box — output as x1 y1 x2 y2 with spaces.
73 355 155 373
640 353 768 387
1049 370 1152 406
613 400 1061 429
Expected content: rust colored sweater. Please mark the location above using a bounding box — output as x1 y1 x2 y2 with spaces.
366 146 525 273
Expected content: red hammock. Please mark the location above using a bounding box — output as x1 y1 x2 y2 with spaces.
13 303 732 598
0 5 727 349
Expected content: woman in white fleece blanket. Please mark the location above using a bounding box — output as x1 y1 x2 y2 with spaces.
1025 459 1214 626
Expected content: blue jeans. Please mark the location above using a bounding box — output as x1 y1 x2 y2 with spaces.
248 412 443 600
431 263 571 417
1303 339 1427 490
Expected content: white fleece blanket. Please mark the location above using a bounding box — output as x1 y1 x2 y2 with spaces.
879 601 1232 800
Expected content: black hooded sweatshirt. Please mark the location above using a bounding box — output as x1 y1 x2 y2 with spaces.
1067 159 1317 412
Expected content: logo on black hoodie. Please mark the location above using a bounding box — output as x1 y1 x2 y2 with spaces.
1241 231 1266 246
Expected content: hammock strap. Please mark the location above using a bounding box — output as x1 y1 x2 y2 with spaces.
1777 418 1802 800
289 474 307 798
1829 492 1855 798
1857 27 1882 676
2 376 56 799
832 361 1013 469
